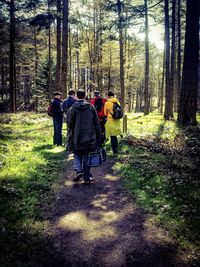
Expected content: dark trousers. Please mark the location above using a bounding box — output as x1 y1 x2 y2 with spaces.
100 119 106 145
111 136 118 153
53 117 63 146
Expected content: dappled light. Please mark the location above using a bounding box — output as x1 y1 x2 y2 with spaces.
49 152 192 266
0 0 199 263
58 210 118 241
1 112 200 265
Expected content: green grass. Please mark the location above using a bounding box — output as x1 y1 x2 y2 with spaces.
126 113 200 140
116 113 200 262
0 112 67 266
1 112 200 265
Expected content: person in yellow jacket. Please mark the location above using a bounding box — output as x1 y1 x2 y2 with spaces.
104 91 122 154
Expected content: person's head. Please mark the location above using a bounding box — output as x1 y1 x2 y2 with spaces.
94 90 100 97
107 91 114 97
77 89 86 99
68 89 75 96
53 91 62 99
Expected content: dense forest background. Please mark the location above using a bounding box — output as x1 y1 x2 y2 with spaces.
0 0 199 125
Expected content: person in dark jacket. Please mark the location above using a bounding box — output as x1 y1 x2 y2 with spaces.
67 89 101 183
52 91 63 146
62 89 77 116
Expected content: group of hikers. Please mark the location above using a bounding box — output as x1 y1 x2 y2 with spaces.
50 89 123 183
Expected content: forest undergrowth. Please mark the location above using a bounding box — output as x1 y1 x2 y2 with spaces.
0 112 199 265
116 113 200 263
0 112 66 266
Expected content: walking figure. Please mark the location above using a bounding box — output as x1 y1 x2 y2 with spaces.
67 90 101 183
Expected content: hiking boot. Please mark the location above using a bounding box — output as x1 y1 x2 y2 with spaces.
84 177 93 183
73 171 83 182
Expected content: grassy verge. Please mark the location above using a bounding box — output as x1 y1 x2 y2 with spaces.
116 113 200 263
0 112 67 266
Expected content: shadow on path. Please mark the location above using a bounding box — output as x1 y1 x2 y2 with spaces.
48 154 190 267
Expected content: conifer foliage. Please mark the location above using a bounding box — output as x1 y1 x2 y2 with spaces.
0 0 199 124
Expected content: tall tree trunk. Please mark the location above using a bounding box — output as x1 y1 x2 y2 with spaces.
164 0 171 120
76 30 80 89
1 65 5 101
9 0 16 112
177 0 199 125
176 0 181 112
160 52 165 114
56 0 61 91
68 26 72 88
97 4 103 95
117 0 125 111
144 0 150 115
33 26 38 77
48 0 52 100
108 45 112 91
169 0 176 117
86 29 94 92
61 0 69 98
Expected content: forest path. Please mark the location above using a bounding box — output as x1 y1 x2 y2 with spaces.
48 153 189 267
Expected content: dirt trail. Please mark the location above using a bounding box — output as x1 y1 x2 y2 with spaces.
48 153 190 267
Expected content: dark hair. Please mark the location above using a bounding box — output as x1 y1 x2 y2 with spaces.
94 91 100 96
108 91 114 97
68 89 75 96
77 89 86 99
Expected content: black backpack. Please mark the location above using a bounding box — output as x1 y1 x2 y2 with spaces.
111 103 123 119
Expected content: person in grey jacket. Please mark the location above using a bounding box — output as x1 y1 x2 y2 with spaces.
67 89 101 183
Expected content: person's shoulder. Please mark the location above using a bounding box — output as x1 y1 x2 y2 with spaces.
88 102 96 110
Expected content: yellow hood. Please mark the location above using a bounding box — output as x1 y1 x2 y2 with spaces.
107 97 120 105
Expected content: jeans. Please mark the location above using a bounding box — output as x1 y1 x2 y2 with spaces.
74 151 91 179
53 116 63 146
111 136 118 153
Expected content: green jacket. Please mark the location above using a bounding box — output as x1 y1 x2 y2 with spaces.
67 100 101 152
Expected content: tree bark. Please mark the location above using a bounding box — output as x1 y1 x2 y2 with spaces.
48 0 52 100
177 0 199 125
68 26 72 88
169 0 176 117
33 26 38 77
160 52 165 114
144 0 150 115
117 0 125 112
9 0 16 113
176 0 181 112
56 0 61 91
1 65 5 101
108 45 112 91
61 0 69 98
76 30 80 90
164 0 171 120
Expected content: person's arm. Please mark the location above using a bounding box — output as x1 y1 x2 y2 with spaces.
117 99 121 106
104 102 108 117
66 107 74 132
